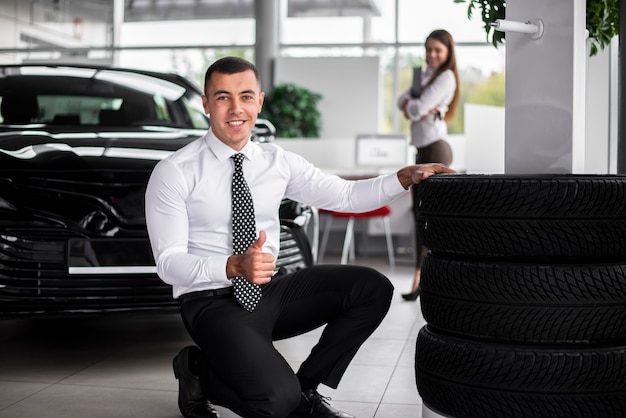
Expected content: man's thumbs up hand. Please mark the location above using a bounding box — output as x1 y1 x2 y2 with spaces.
227 230 276 284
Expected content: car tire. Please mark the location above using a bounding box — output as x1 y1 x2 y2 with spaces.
420 253 626 344
414 174 626 417
415 174 626 259
416 326 626 418
416 174 626 218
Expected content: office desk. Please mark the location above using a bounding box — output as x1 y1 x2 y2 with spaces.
318 167 396 179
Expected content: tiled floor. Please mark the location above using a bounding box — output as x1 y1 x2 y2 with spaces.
0 257 426 418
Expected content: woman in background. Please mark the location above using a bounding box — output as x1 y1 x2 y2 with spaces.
397 29 460 301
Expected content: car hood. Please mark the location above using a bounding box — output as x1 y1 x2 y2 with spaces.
0 127 205 232
0 126 204 171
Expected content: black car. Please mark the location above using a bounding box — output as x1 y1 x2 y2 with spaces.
0 63 312 317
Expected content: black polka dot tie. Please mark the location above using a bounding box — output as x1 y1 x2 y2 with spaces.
231 153 262 312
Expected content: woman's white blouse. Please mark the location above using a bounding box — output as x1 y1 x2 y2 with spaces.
397 67 456 148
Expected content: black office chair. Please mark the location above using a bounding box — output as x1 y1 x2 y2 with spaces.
52 114 81 124
119 98 155 125
1 93 39 124
99 109 126 125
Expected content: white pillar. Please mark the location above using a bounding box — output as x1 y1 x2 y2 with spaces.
111 0 125 66
503 0 586 173
254 0 279 91
585 39 618 174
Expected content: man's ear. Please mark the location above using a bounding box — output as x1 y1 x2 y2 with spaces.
258 91 265 113
201 95 210 115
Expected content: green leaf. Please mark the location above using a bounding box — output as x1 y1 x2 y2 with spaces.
453 0 618 57
259 83 323 138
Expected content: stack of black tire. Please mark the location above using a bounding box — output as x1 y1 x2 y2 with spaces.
413 174 626 418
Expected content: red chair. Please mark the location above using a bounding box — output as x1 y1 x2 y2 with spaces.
318 206 395 267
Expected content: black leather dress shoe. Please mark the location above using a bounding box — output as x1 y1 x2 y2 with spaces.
172 346 220 418
291 389 355 418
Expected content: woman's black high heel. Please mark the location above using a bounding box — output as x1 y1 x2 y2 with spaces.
401 288 420 301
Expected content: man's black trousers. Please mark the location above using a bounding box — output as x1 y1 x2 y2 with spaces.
178 264 394 418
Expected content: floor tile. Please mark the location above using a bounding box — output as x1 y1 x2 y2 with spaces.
0 257 426 418
320 364 394 403
375 402 423 418
350 337 406 367
0 381 51 410
0 385 177 418
381 366 420 404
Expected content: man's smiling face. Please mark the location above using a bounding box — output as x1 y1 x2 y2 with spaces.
202 69 264 151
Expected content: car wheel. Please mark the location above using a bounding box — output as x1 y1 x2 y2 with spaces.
420 253 626 344
416 326 626 418
414 174 626 417
416 174 626 259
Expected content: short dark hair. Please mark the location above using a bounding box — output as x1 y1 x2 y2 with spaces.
204 56 260 93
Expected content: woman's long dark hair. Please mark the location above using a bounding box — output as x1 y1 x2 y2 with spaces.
423 29 460 122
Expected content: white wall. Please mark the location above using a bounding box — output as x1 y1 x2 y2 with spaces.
274 56 380 138
274 137 355 169
464 104 505 174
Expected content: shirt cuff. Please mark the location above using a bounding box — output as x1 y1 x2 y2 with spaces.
407 101 422 120
209 254 232 283
383 171 410 196
397 92 411 108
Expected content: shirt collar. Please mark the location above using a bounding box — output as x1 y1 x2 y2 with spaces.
205 129 258 163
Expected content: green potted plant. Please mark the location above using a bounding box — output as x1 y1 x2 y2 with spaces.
453 0 618 56
260 83 322 138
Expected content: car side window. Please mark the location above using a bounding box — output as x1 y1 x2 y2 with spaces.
182 96 210 129
153 95 173 124
36 95 124 125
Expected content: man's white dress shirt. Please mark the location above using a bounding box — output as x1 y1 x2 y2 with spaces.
145 129 407 298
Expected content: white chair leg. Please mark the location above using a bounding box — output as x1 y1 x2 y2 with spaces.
310 207 320 264
348 225 356 262
318 215 333 264
383 215 395 268
341 217 355 264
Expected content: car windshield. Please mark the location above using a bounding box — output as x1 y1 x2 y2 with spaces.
0 66 210 129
